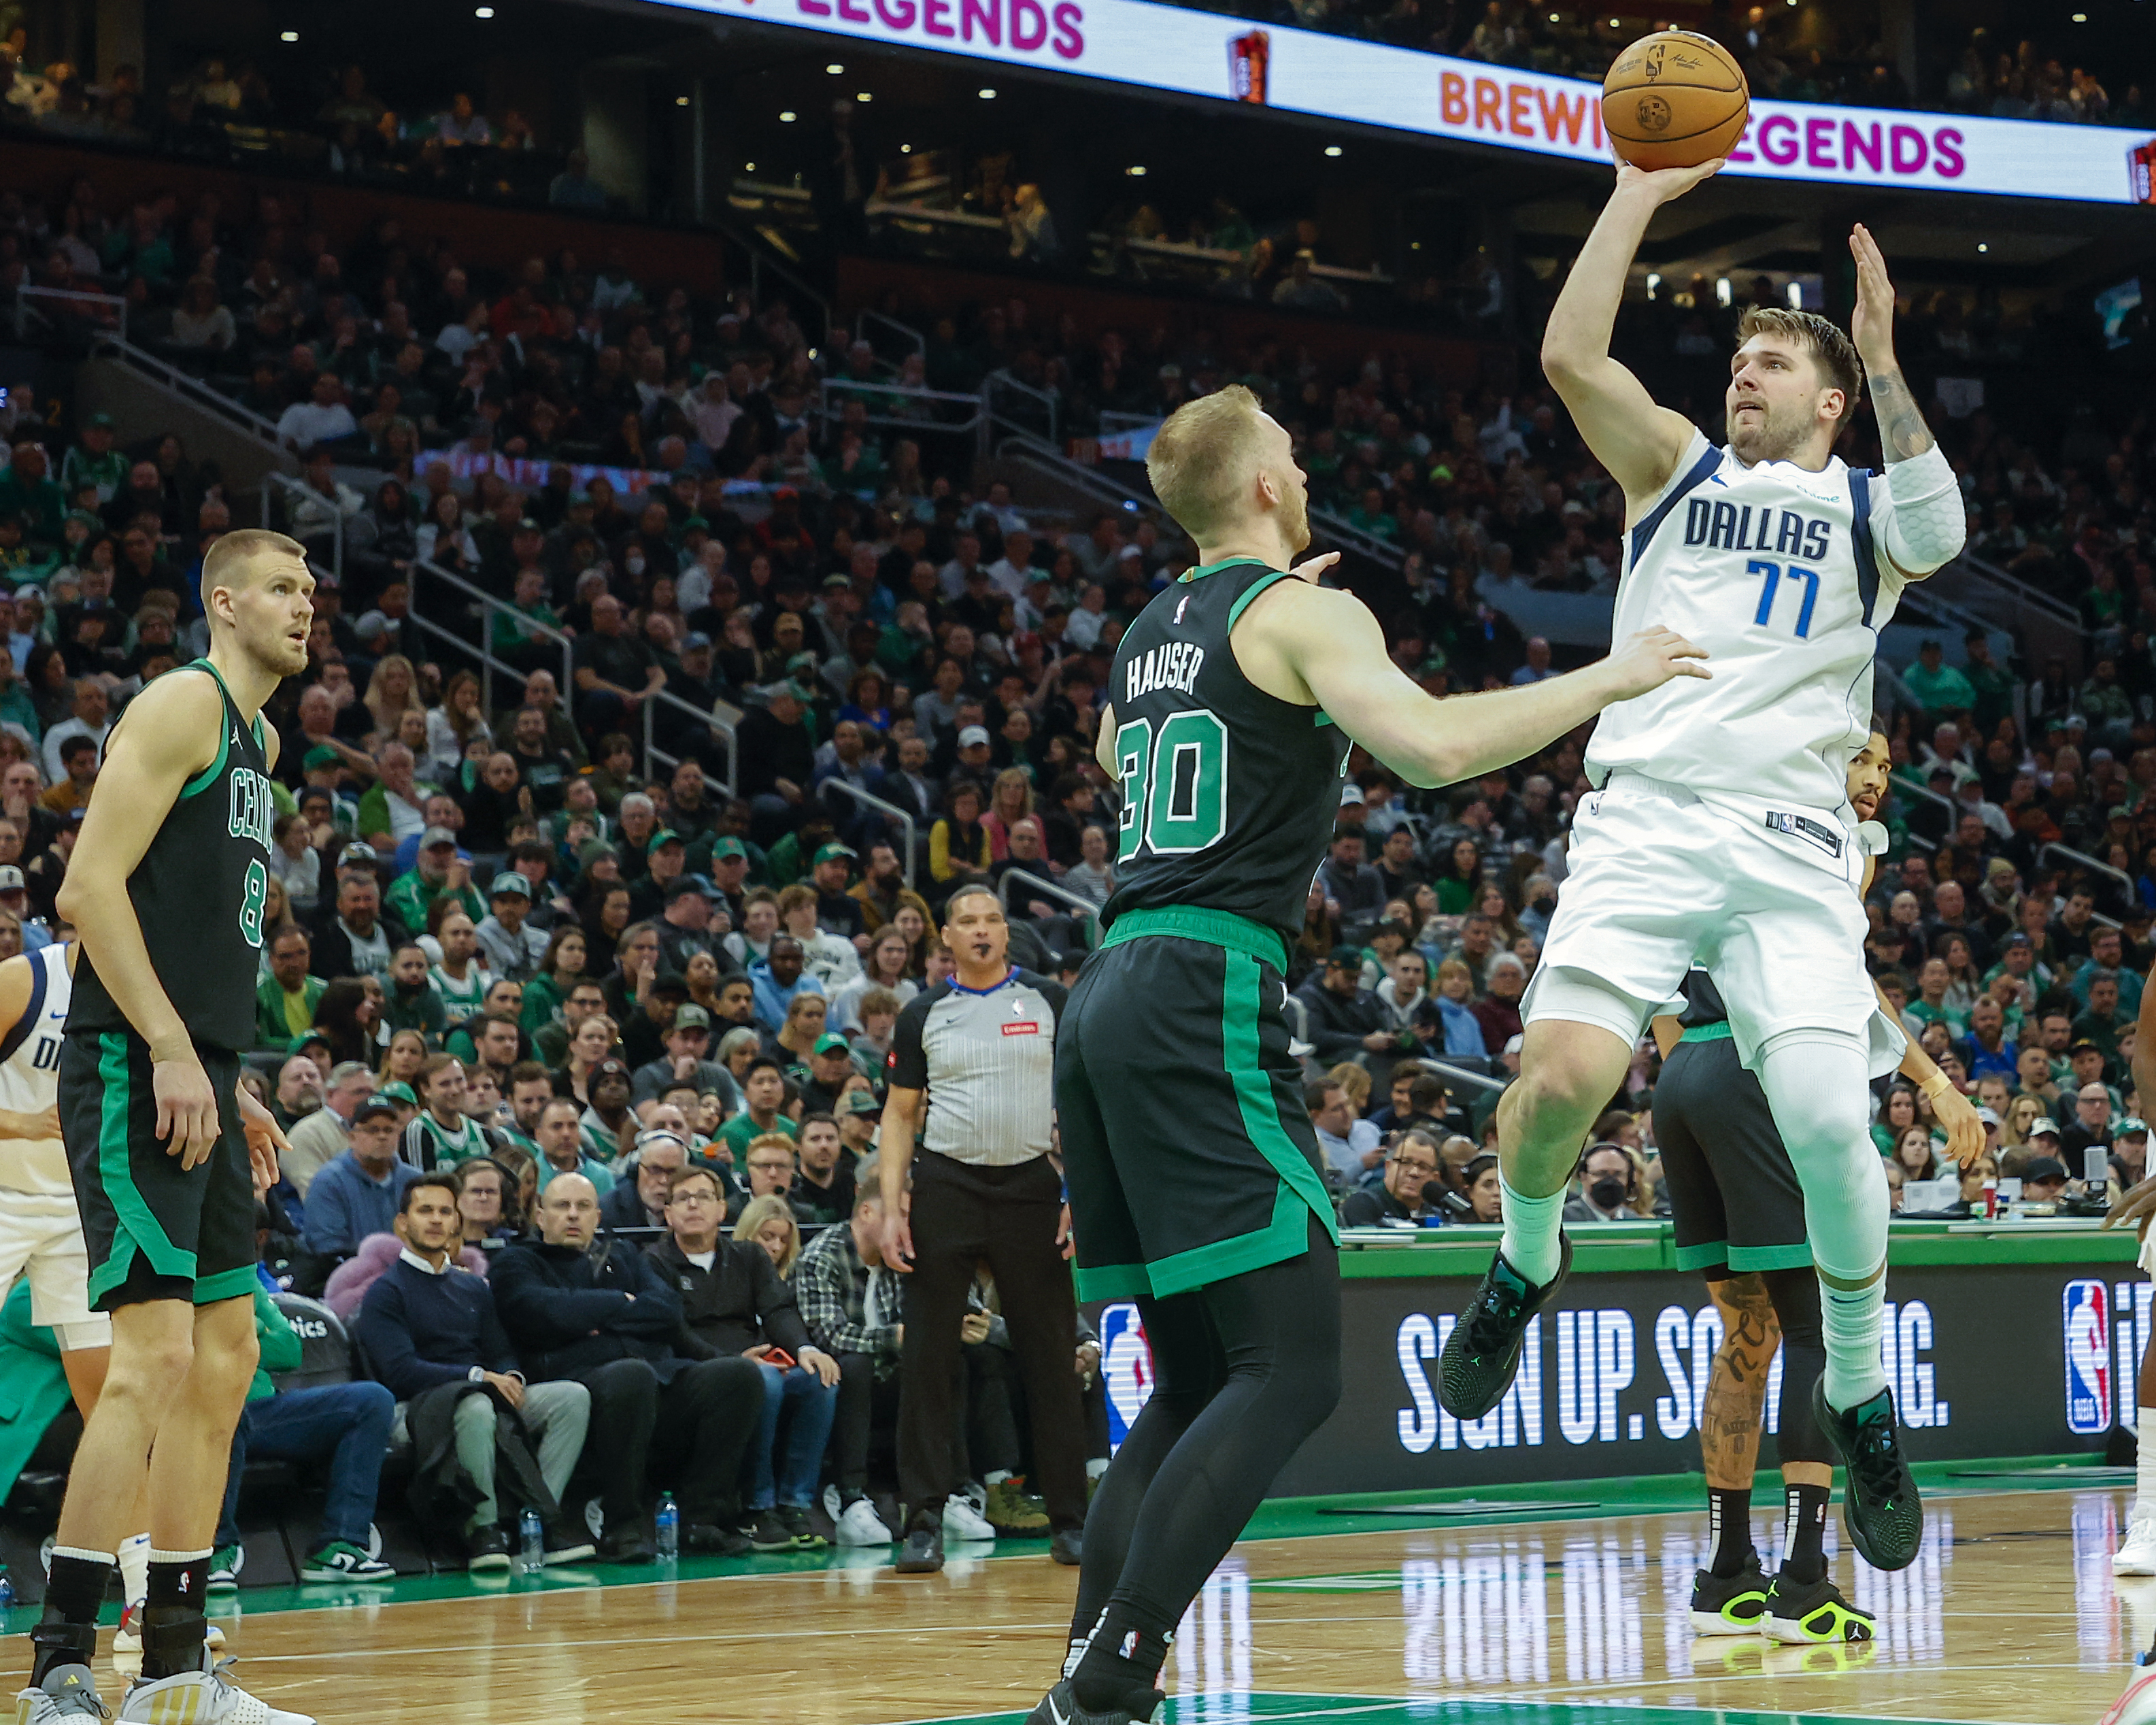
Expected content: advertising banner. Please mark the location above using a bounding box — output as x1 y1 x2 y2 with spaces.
1101 1258 2151 1494
684 0 2156 205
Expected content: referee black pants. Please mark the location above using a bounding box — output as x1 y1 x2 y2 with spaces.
896 1149 1088 1533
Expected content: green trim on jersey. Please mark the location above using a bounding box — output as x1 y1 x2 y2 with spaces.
1179 556 1270 584
1224 567 1296 631
86 1032 194 1299
175 659 267 799
192 1264 262 1304
1100 903 1289 975
1678 1020 1734 1045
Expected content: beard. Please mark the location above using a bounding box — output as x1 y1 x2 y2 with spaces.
1727 398 1813 467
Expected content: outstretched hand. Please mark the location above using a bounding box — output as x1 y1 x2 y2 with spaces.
1613 156 1725 205
1848 222 1899 373
1601 625 1711 701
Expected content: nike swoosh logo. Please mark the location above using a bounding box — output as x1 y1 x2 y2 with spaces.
1047 1697 1070 1725
1708 475 1729 487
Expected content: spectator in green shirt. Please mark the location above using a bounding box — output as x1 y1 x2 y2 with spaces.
0 445 67 548
714 1057 798 1163
385 827 484 931
56 412 126 504
490 565 566 674
1902 638 1975 722
1959 631 2017 735
382 942 448 1043
256 925 330 1052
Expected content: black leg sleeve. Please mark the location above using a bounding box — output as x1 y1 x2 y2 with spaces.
1762 1267 1830 1467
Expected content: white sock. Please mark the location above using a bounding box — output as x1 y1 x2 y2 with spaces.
118 1533 151 1606
2138 1410 2156 1520
1820 1278 1889 1410
1498 1173 1565 1286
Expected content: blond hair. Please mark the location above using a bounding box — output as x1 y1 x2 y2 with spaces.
1146 384 1270 541
1736 307 1864 432
732 1193 803 1275
200 528 304 613
1326 1060 1371 1112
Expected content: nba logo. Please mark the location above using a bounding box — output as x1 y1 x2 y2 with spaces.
1098 1302 1153 1454
2064 1279 2113 1435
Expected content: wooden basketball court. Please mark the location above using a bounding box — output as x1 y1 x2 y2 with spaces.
29 1478 2141 1724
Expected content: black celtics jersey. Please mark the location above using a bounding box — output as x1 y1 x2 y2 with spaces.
1676 967 1729 1029
1103 558 1352 943
68 660 275 1054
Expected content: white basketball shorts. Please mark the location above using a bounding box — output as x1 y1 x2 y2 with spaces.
1524 772 1903 1077
0 1189 110 1347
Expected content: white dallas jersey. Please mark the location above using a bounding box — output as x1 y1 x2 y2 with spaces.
0 943 71 1196
1588 429 1907 843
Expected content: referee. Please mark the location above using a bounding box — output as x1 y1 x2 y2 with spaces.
879 883 1087 1575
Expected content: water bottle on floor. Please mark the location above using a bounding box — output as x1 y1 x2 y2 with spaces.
656 1493 679 1562
519 1508 543 1575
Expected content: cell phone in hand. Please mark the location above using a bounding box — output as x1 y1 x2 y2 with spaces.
762 1348 796 1369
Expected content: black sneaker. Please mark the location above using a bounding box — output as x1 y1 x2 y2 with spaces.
543 1523 596 1566
894 1524 945 1574
1438 1235 1574 1420
1688 1560 1770 1636
777 1506 826 1550
1763 1572 1877 1643
747 1510 796 1552
1811 1379 1923 1571
1023 1677 1166 1725
464 1524 512 1571
1049 1527 1083 1567
685 1523 753 1556
596 1526 656 1564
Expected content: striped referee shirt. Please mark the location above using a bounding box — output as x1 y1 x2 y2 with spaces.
886 968 1065 1167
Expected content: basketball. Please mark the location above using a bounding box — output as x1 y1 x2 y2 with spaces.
1602 29 1749 171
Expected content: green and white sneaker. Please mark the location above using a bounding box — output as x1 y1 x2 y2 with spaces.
298 1543 394 1584
206 1547 243 1592
1689 1560 1771 1635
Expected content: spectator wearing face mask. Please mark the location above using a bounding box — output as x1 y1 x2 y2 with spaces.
1563 1142 1638 1223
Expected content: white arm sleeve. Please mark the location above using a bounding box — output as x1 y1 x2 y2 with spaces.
1870 443 1966 577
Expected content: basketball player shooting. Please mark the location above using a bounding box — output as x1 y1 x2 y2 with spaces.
1438 156 1967 1575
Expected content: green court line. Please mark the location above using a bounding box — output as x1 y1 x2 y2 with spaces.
894 1694 2008 1725
2 1451 2117 1631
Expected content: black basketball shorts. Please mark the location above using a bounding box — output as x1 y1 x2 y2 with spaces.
59 1031 258 1311
1653 1026 1812 1276
1056 906 1340 1303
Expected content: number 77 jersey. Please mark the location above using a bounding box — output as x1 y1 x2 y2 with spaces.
1102 557 1352 944
1586 429 1910 841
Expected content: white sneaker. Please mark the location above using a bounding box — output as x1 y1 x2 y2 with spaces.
833 1496 894 1547
119 1652 312 1724
111 1605 225 1660
942 1496 997 1543
2119 1507 2156 1576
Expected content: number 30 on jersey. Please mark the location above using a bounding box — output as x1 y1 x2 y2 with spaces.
1115 711 1229 861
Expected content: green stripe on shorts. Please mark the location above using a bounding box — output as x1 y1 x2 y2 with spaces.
85 1031 197 1302
1726 1241 1815 1272
192 1265 261 1305
1141 950 1341 1299
1074 1262 1155 1303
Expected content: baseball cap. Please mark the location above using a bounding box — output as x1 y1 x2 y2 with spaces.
592 1058 630 1084
662 874 707 901
2121 1118 2151 1139
420 824 458 850
2020 1155 2070 1182
337 841 377 869
352 1093 400 1123
1327 945 1362 968
2070 1037 2104 1056
0 865 22 892
711 837 747 863
813 1031 851 1056
1338 783 1365 806
843 1090 882 1116
1975 1106 2001 1126
822 571 853 589
61 805 84 827
673 1003 711 1031
682 631 713 650
2030 1116 2061 1138
957 724 990 749
86 411 113 430
634 1126 688 1154
488 871 531 899
813 841 857 866
649 828 684 850
303 744 341 771
2003 930 2033 948
379 1080 418 1107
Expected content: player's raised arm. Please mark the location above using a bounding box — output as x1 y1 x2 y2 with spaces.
1237 577 1706 788
55 671 225 1165
1848 224 1964 584
1543 159 1720 506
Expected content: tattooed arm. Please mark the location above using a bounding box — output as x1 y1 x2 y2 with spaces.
1849 222 1964 580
